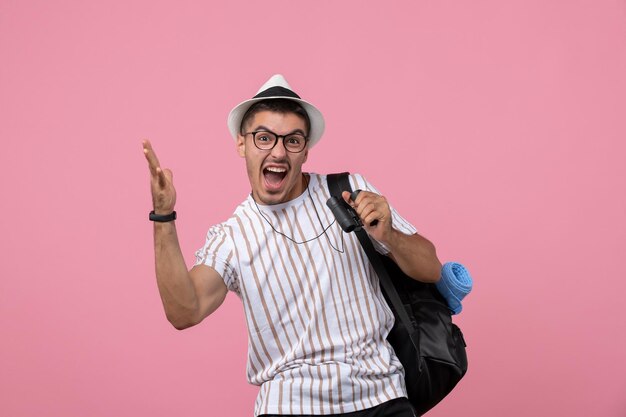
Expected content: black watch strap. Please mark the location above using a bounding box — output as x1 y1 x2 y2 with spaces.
149 210 177 222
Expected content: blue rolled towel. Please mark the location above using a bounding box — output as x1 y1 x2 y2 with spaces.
435 262 473 315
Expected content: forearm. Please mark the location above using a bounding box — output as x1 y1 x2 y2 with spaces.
153 221 200 328
342 188 442 283
384 230 442 283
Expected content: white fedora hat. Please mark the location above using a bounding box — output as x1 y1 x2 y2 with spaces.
227 74 325 148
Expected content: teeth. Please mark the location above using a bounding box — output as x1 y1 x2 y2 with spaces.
266 167 287 173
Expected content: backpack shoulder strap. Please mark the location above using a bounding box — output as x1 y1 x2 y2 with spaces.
327 172 351 201
326 172 420 352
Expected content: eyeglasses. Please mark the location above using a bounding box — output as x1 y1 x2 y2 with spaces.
244 130 308 153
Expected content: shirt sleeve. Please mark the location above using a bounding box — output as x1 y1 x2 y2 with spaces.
348 173 418 255
194 224 240 295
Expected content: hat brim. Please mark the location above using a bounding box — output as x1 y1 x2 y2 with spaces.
227 96 325 149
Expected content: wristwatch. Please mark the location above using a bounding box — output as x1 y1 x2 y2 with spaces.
149 210 177 222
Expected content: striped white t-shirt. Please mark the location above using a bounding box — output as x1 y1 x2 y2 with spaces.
194 173 417 416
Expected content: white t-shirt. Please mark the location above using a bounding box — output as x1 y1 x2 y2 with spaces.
194 173 417 416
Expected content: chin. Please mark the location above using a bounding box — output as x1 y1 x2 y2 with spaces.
255 190 284 205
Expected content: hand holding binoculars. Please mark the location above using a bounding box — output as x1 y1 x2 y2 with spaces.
326 189 379 233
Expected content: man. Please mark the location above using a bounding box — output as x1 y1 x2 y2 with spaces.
142 74 441 417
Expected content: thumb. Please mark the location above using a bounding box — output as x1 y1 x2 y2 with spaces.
341 191 352 205
162 168 174 181
156 167 174 187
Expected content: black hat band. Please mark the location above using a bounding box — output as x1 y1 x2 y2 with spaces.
253 86 301 99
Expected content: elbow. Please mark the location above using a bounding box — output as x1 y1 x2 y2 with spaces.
165 309 200 330
428 258 443 283
424 243 442 283
424 269 441 284
405 234 441 283
413 257 442 284
170 319 195 331
411 267 440 284
426 259 443 284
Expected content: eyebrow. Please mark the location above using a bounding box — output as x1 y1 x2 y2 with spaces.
253 125 307 136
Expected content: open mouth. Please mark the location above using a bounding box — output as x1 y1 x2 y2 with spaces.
263 166 288 190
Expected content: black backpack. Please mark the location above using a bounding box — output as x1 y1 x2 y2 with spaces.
327 173 468 416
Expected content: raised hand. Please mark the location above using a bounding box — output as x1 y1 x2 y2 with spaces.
143 140 177 214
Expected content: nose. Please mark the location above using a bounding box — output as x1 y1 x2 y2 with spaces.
269 136 288 158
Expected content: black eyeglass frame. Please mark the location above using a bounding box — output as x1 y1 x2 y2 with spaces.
243 130 309 153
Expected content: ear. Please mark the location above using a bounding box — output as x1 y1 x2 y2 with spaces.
302 148 308 164
236 134 246 157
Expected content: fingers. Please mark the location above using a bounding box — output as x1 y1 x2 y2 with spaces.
342 191 352 205
156 167 173 188
349 191 389 227
143 139 174 187
142 140 177 212
142 139 161 176
358 201 380 225
156 167 166 187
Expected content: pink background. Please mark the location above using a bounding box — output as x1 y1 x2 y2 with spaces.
2 1 625 416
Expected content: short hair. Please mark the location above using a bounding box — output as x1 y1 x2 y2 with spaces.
240 99 311 136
